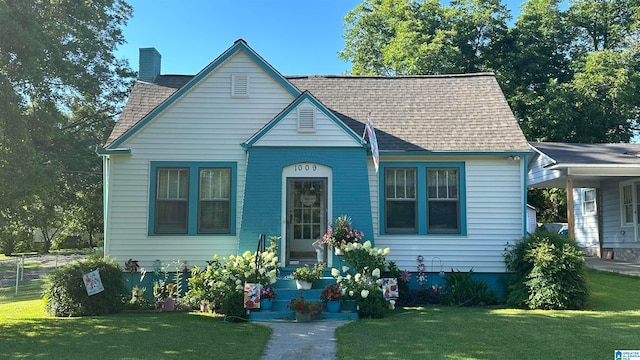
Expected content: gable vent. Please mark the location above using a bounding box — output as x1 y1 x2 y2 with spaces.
297 108 316 132
231 74 249 97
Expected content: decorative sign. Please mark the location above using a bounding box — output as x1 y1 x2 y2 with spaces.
83 270 104 296
382 278 399 300
244 283 261 309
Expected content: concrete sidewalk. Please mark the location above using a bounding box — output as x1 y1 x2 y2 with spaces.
258 320 349 360
585 257 640 277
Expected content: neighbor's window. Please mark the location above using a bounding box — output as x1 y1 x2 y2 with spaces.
622 184 633 225
427 168 460 234
198 168 231 233
155 168 189 234
582 188 596 215
384 168 417 233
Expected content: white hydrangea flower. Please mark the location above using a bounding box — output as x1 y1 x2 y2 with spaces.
363 240 372 249
383 248 391 255
342 266 350 273
235 279 242 285
389 300 396 310
337 276 343 282
349 290 354 297
355 273 362 282
361 289 369 298
331 268 340 277
236 284 243 291
372 268 381 278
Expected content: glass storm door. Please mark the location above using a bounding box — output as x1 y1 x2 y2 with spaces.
286 178 327 267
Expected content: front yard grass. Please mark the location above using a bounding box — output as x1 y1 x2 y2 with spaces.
0 269 638 359
336 270 640 360
0 280 272 360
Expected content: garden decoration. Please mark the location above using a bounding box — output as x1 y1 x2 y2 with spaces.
243 283 261 309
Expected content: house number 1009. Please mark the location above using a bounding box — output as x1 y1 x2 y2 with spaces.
294 164 317 172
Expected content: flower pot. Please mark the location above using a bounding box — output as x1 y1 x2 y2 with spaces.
334 247 343 256
295 311 312 322
199 302 209 313
326 300 341 313
162 298 176 312
296 280 313 290
261 298 273 311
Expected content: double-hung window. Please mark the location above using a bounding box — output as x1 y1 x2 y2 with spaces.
621 184 633 225
427 168 460 234
381 162 466 236
384 168 417 233
582 188 596 215
155 168 189 234
150 162 236 236
198 168 231 233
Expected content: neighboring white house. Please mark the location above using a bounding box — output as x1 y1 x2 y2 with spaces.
529 142 640 262
98 40 531 284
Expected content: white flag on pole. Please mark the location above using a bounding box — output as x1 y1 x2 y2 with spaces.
366 117 379 173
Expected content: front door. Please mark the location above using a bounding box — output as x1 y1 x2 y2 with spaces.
286 178 327 267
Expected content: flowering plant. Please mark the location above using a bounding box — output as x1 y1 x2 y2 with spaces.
320 283 343 302
291 264 324 282
288 294 322 316
260 286 277 300
321 215 364 247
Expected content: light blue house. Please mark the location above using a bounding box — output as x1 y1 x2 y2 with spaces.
99 40 530 283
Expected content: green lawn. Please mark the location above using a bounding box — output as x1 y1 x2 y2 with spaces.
0 281 272 360
0 270 638 360
336 270 640 360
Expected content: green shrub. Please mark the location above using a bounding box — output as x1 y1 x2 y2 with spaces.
43 257 128 316
220 291 248 322
333 241 393 319
441 269 497 306
504 231 589 310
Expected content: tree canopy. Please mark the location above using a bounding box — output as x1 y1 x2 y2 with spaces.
341 0 640 143
0 0 134 254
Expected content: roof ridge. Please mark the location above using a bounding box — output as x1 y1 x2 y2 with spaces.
286 72 495 80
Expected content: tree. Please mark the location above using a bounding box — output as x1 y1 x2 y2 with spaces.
0 0 134 253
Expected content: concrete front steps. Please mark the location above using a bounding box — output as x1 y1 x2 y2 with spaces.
248 278 359 322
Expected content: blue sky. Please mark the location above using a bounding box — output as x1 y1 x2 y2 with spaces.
116 0 525 76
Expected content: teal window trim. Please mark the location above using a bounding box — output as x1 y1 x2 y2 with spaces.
149 161 237 236
379 162 466 236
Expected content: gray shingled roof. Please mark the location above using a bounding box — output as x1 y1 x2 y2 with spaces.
106 75 191 146
289 74 528 152
106 73 529 152
530 142 640 165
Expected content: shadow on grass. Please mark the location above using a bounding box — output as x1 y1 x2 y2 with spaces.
338 306 640 360
0 312 271 360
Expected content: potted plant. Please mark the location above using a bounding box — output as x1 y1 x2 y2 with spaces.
287 293 322 322
260 286 277 311
321 215 364 255
291 264 324 289
320 283 343 313
153 280 177 311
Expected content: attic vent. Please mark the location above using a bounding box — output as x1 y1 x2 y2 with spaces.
297 108 316 132
231 74 249 97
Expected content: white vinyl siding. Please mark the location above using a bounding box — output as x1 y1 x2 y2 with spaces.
371 157 525 273
105 51 294 268
253 101 360 147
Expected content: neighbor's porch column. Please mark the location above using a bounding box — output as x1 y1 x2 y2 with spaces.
567 174 575 241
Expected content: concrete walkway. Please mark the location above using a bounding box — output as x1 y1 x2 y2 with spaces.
258 320 349 360
585 257 640 277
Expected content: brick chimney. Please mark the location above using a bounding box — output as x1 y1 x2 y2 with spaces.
138 47 161 82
